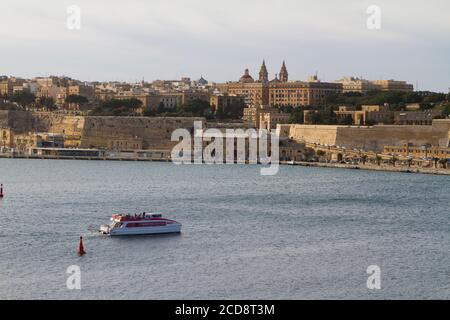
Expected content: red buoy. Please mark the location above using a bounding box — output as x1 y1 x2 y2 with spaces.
0 184 3 198
78 236 86 256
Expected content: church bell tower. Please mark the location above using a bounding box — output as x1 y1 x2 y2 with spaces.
279 61 288 82
259 60 269 82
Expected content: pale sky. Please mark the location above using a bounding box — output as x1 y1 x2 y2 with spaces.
1 0 449 92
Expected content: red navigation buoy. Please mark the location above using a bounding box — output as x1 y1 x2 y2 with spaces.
0 184 3 198
78 236 86 256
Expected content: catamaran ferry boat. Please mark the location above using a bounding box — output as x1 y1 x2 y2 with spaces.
99 213 182 236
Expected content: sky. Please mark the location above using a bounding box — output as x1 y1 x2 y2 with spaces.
1 0 449 92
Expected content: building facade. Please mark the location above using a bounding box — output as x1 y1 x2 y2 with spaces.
335 77 414 93
221 61 342 108
371 80 414 92
384 144 450 160
333 105 443 126
210 94 245 112
243 104 290 130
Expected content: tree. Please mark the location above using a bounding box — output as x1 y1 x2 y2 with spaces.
376 155 382 166
157 102 166 114
316 150 326 159
423 93 446 104
215 105 226 119
309 107 337 125
392 156 398 167
183 99 211 117
437 103 450 116
404 92 423 104
142 107 156 117
11 91 36 106
226 101 245 119
432 157 439 169
279 105 294 113
65 94 89 110
37 96 56 110
289 107 304 124
66 94 88 104
361 154 368 165
89 98 143 116
407 158 413 168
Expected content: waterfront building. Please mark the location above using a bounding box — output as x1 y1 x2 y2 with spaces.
384 144 450 160
29 147 103 157
0 127 13 148
279 138 314 162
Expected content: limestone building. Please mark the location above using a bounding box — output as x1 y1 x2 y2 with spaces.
243 104 290 130
222 61 343 108
371 80 414 92
333 105 443 126
210 94 245 112
335 77 414 93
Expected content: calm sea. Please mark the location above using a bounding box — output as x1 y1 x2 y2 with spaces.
0 158 449 299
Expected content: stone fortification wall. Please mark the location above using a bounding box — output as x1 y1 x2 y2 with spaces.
0 110 34 133
279 120 450 152
80 116 205 149
32 112 86 137
2 111 205 150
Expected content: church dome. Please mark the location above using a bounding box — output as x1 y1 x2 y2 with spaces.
239 69 254 83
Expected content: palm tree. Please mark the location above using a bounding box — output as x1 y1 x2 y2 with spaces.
361 154 368 165
432 157 439 168
392 156 398 167
407 158 413 168
316 150 326 162
376 154 382 166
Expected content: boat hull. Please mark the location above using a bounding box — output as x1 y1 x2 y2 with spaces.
109 223 182 236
